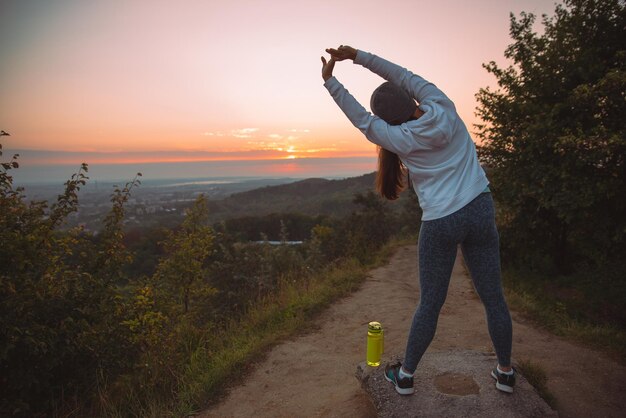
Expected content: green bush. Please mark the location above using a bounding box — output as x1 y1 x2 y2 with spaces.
0 147 141 416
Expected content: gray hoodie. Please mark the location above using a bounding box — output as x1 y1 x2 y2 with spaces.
324 50 488 221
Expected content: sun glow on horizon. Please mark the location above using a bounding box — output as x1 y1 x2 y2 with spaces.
8 144 377 167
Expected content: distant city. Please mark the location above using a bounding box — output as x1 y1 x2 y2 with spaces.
18 176 301 232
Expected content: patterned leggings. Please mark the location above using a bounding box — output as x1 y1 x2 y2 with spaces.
403 192 512 373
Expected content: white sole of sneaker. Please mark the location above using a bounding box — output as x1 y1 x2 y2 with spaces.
384 372 415 395
491 371 514 393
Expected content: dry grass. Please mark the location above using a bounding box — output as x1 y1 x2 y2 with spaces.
516 358 557 408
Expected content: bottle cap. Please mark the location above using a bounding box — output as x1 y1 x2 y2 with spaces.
368 321 382 333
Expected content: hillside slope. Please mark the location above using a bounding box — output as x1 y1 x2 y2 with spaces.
206 172 400 221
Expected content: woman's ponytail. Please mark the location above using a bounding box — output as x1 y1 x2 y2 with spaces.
376 146 406 200
369 81 416 200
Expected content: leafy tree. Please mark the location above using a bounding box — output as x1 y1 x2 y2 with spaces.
123 226 168 278
307 224 338 265
475 0 626 273
151 195 216 316
0 143 141 415
279 219 289 243
95 174 142 282
343 191 395 263
219 213 321 242
397 188 422 239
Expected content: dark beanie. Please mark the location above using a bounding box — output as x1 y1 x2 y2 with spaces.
370 81 417 125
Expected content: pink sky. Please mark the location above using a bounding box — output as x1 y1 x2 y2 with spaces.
0 0 557 169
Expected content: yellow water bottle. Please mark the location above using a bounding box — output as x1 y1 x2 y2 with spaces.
366 321 383 367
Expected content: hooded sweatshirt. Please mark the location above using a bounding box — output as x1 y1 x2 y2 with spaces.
323 50 489 221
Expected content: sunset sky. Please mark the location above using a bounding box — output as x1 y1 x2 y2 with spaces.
0 0 557 179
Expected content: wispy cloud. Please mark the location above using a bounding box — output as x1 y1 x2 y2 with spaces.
231 128 259 138
303 148 338 153
201 128 308 141
201 128 260 138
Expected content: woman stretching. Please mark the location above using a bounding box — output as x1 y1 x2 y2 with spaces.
321 45 515 395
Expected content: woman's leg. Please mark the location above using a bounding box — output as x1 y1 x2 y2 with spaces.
402 216 459 373
460 193 513 367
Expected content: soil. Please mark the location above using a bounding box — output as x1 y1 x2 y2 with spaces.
200 245 626 418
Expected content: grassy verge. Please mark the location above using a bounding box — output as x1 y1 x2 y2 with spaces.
124 240 405 417
502 269 626 362
516 359 556 408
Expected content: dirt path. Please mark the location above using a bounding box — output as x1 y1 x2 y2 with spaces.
200 245 626 417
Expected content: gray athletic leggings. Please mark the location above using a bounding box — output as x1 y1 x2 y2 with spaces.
403 192 512 373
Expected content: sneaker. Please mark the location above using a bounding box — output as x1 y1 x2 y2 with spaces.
491 366 516 393
384 362 414 395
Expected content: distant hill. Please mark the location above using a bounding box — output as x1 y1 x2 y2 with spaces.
206 172 391 221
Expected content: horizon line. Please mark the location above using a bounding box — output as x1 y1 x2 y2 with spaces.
3 147 376 166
